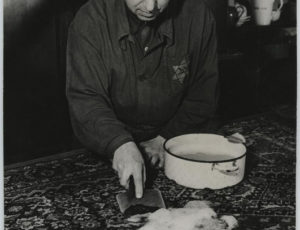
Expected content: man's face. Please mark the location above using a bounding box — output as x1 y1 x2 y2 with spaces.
125 0 170 21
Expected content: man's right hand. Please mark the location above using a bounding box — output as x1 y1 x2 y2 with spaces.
112 141 146 198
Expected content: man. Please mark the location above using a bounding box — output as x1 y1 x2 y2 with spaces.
66 0 218 199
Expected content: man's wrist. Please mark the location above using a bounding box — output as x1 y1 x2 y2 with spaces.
159 129 173 140
157 135 165 141
114 141 134 155
108 136 134 159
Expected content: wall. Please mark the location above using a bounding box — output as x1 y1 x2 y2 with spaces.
4 0 86 164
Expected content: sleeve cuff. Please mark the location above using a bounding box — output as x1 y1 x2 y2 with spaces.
159 129 175 140
106 135 134 159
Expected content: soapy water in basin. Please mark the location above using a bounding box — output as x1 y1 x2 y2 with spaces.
180 153 234 162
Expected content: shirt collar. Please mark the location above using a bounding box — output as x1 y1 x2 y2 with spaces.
116 1 173 44
115 1 132 41
157 11 173 43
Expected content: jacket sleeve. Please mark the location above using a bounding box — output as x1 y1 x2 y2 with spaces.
66 24 133 159
160 9 219 139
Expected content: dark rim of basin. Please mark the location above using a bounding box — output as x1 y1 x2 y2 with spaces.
163 135 246 164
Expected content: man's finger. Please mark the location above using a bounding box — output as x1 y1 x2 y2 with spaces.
133 167 144 199
158 153 165 168
151 155 159 166
119 170 130 189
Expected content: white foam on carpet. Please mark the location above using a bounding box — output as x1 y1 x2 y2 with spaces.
127 201 238 230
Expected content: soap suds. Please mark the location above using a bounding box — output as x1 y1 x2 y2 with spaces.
127 201 238 230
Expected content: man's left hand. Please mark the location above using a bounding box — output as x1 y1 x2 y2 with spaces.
139 135 166 168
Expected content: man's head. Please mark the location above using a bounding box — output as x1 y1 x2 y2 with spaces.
125 0 170 21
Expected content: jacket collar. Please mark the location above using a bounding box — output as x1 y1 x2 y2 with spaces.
116 1 173 43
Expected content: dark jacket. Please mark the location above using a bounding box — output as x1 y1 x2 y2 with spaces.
66 0 219 158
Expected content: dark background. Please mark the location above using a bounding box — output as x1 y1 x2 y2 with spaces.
4 0 296 165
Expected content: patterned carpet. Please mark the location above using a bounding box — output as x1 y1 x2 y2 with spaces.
5 113 296 230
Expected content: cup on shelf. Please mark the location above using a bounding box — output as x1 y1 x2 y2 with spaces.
251 0 283 25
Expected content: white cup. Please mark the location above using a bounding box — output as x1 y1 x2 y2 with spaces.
252 0 283 25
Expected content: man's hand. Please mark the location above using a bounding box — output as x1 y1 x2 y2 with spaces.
112 142 146 198
139 135 166 168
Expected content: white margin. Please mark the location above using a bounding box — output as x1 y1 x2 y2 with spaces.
296 0 299 229
0 0 4 228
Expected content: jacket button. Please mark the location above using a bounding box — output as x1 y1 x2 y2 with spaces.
139 75 146 81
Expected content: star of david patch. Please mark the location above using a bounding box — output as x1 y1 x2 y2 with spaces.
172 58 189 84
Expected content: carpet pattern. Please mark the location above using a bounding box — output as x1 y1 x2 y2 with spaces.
5 113 296 230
